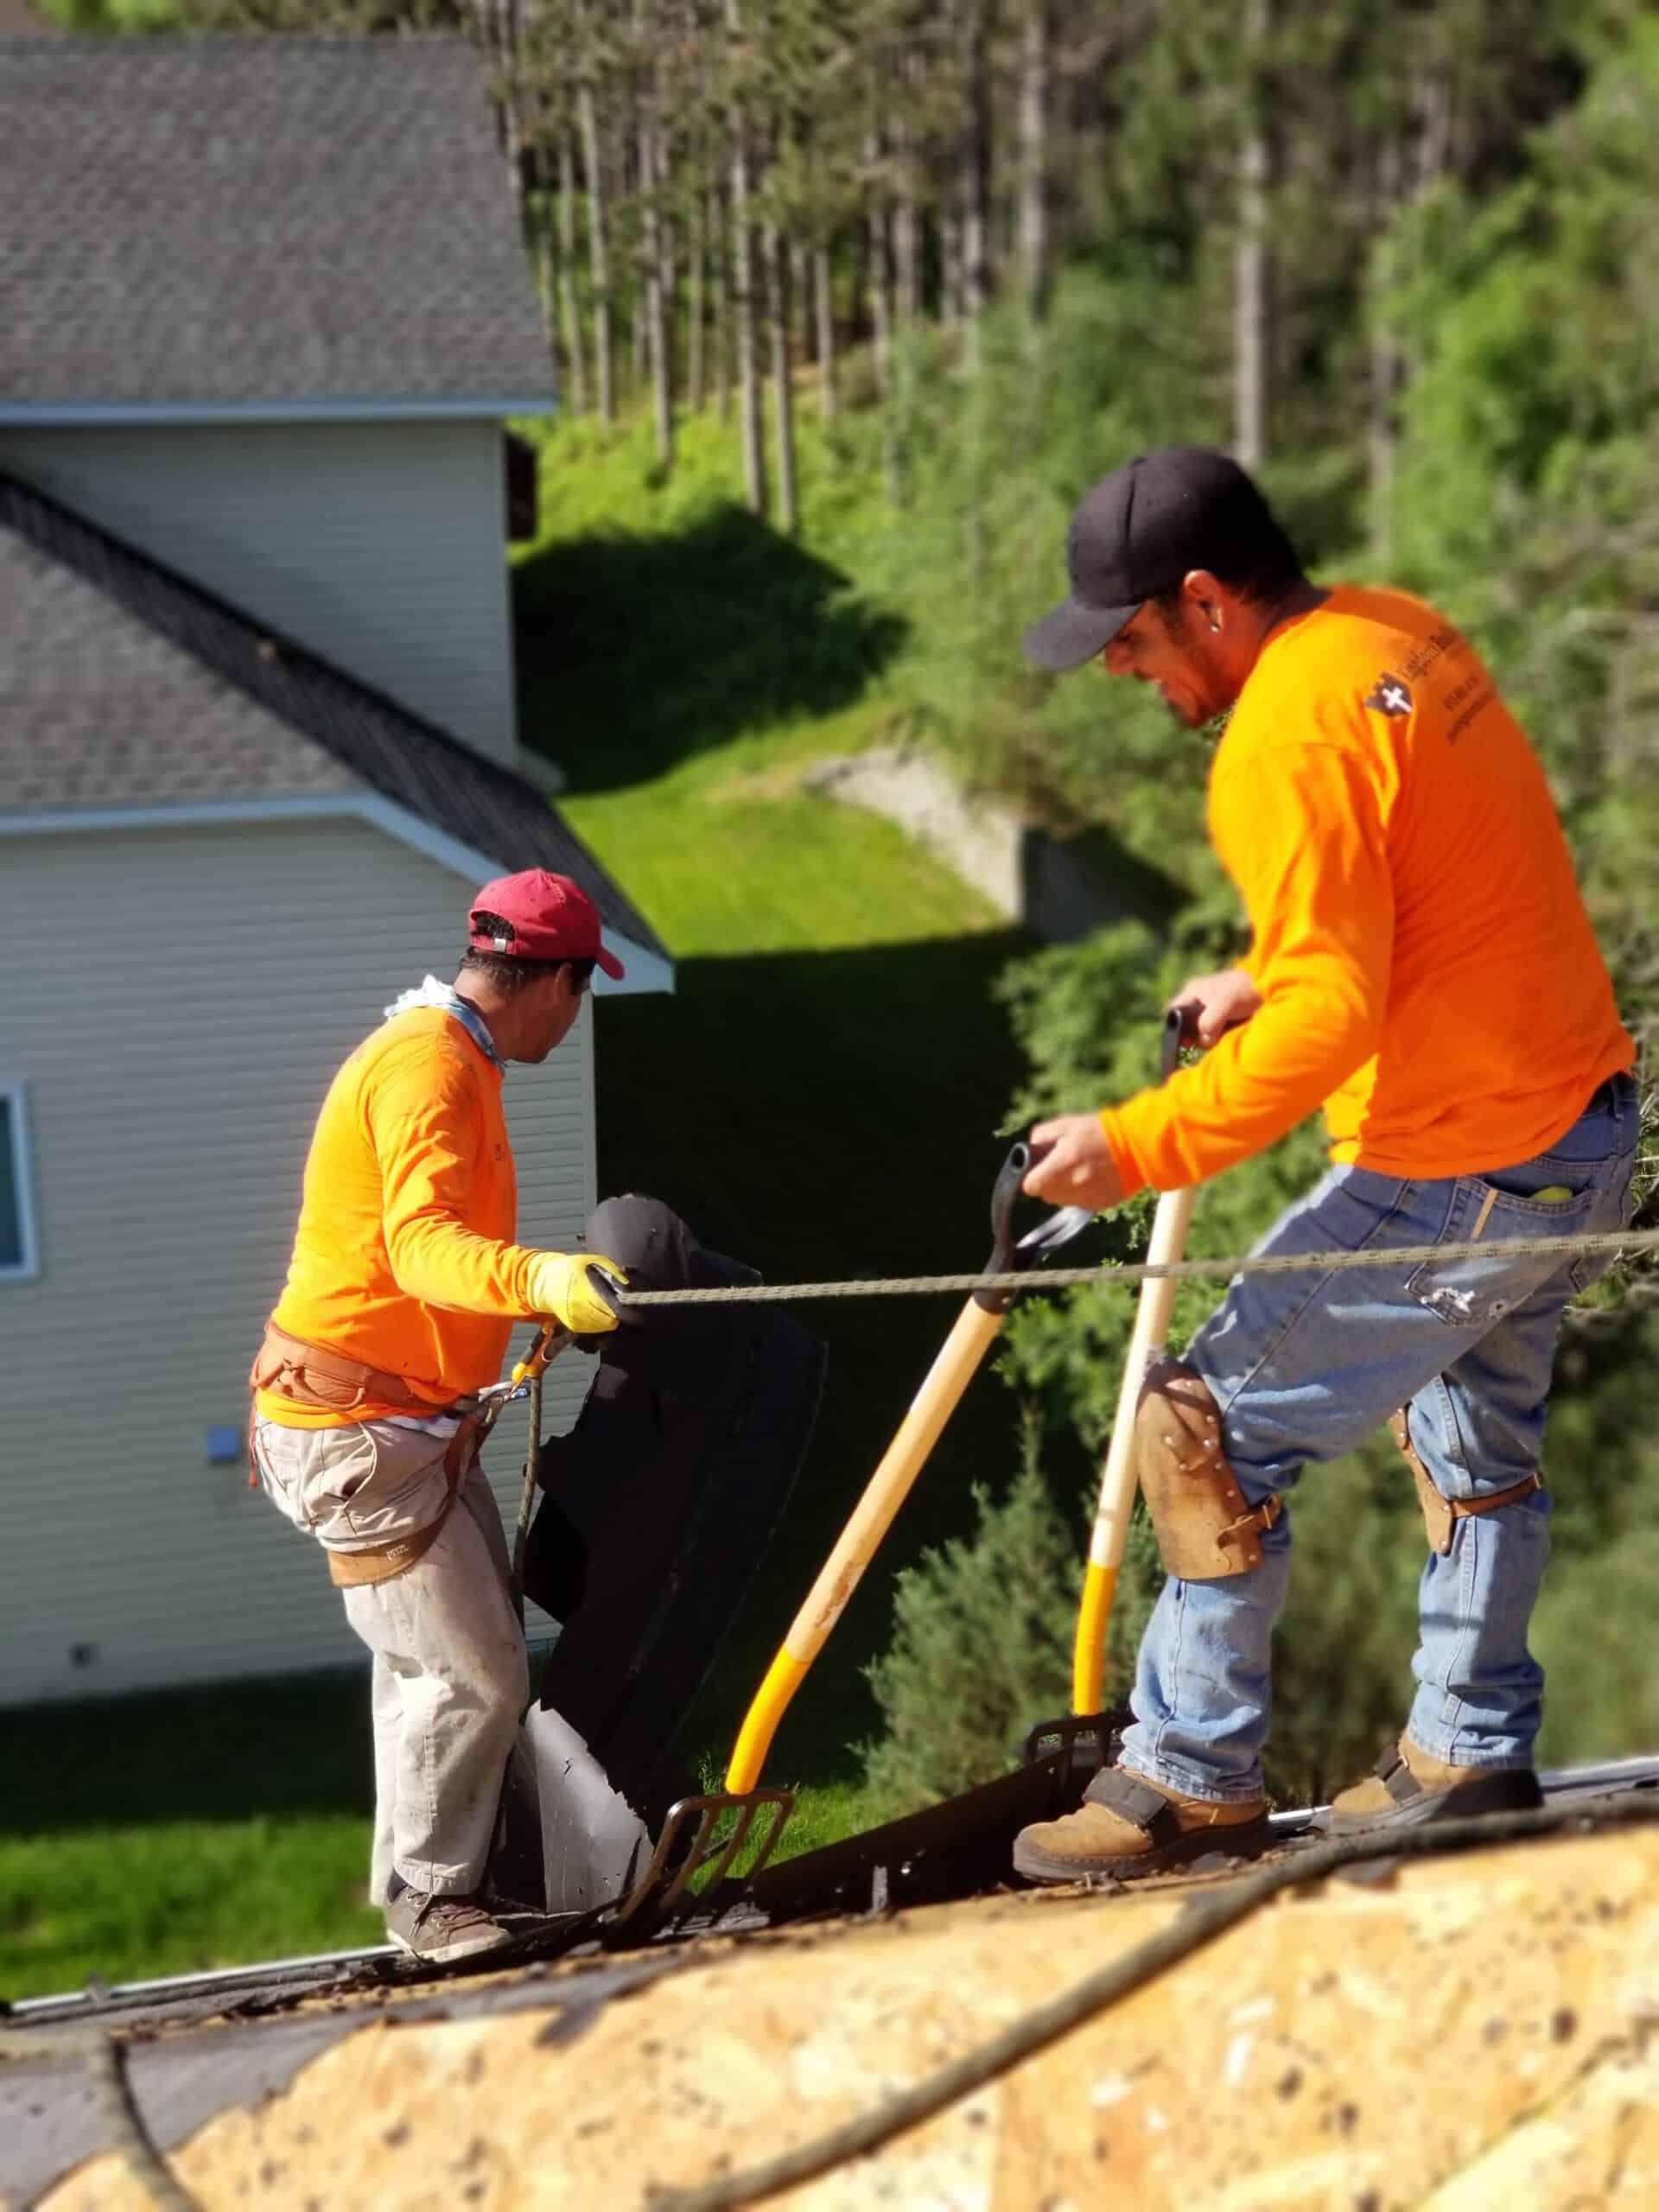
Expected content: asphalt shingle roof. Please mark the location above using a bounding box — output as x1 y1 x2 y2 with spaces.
0 469 669 964
0 35 556 411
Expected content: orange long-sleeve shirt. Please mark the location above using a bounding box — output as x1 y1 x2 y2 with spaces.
257 1006 545 1427
1103 585 1633 1197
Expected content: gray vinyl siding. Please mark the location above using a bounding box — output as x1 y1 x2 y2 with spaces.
0 419 520 767
0 816 597 1708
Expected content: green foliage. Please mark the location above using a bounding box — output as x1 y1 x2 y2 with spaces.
1389 20 1659 922
859 1428 1081 1819
851 12 1659 1821
1535 1526 1659 1765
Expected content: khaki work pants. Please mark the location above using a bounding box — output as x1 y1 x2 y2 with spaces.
252 1417 529 1903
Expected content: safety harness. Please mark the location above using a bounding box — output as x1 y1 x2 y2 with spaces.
249 1320 485 1587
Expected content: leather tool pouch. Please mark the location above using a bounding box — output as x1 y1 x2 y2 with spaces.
1389 1408 1543 1555
1135 1356 1281 1579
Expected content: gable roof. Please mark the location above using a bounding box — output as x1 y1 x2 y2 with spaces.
0 468 670 978
0 35 556 423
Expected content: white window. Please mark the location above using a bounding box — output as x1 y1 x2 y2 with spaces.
0 1083 41 1283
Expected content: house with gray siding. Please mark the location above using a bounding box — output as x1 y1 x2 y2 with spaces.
0 35 671 1706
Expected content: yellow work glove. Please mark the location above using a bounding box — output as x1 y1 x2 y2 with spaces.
523 1250 629 1335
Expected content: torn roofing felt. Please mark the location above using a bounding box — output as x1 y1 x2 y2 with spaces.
524 1196 828 1818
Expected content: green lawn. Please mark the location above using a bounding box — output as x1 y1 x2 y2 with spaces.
4 404 1045 1999
0 1675 383 1998
0 1676 870 1999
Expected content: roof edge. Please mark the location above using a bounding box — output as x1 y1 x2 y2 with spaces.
0 465 670 965
0 398 557 427
0 795 674 997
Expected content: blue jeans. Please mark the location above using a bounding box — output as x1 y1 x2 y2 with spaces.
1118 1074 1638 1801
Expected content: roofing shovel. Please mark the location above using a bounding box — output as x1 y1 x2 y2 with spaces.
609 1147 1097 1926
1027 1003 1198 1769
731 1009 1204 1926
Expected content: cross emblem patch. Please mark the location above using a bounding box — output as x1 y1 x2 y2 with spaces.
1363 672 1414 718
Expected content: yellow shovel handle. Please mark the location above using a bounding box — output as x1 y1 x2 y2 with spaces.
1071 1185 1196 1714
725 1296 1005 1795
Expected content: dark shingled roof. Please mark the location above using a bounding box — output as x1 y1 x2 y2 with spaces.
0 35 556 412
0 469 669 964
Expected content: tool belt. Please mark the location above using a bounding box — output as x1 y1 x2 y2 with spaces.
249 1319 485 1590
250 1319 441 1419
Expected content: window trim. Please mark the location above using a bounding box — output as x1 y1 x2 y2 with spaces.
0 1080 41 1284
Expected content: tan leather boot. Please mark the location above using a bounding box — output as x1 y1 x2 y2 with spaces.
1321 1736 1541 1836
1014 1764 1271 1885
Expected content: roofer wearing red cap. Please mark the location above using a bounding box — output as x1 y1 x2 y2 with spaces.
250 869 630 1961
1010 448 1637 1884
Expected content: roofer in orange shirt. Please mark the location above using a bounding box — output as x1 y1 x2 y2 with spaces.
1011 448 1637 1883
250 870 630 1961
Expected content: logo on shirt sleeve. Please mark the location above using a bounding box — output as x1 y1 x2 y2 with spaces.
1363 671 1414 718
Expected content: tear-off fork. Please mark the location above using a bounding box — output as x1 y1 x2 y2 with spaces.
613 1146 1096 1925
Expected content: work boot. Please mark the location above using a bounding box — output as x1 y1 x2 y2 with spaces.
384 1884 514 1964
1013 1764 1272 1885
1319 1736 1542 1837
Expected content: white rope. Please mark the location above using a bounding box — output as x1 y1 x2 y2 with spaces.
618 1226 1659 1307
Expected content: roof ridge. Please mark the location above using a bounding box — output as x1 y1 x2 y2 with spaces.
0 468 670 963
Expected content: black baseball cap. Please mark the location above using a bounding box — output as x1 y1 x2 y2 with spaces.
1022 447 1282 671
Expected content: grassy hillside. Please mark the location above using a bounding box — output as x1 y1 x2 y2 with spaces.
513 404 1054 1787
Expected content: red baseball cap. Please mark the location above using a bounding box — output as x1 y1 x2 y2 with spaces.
467 869 626 979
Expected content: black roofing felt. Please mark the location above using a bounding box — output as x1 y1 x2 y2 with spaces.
0 35 556 410
0 469 669 962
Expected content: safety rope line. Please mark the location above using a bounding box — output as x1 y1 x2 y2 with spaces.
617 1224 1659 1306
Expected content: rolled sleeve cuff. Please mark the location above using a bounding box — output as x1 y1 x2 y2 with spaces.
1099 1108 1149 1204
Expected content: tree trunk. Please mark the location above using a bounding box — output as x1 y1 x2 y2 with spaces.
636 29 673 470
555 126 588 414
1368 124 1402 566
1017 0 1051 327
766 219 799 534
726 2 767 515
865 121 893 398
711 181 733 422
530 146 558 353
813 240 837 420
959 4 990 373
893 86 921 330
1232 0 1272 470
474 0 525 218
577 78 615 429
656 118 679 410
632 276 648 394
687 177 707 413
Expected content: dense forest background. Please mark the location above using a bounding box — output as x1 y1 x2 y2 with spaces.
47 0 1659 1805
